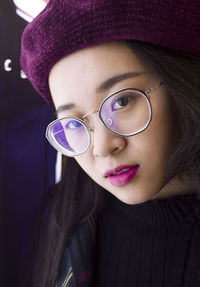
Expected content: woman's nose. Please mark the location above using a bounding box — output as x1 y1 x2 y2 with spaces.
91 118 127 158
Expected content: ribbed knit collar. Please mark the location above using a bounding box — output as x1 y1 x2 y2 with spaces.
103 190 200 226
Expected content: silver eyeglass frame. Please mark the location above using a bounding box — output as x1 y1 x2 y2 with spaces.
46 81 163 157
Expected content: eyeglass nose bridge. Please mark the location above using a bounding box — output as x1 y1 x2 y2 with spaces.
82 109 114 134
82 109 99 132
82 109 99 119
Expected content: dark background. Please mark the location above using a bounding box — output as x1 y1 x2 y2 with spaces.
0 1 57 285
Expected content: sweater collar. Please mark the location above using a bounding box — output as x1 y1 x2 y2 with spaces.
103 190 200 226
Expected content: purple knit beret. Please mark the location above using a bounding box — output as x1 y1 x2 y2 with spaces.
20 0 200 104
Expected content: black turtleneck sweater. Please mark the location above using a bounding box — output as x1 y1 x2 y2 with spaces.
95 191 200 287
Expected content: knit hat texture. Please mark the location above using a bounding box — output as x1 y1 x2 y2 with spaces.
20 0 200 104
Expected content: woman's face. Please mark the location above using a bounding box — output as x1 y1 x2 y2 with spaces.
49 41 176 204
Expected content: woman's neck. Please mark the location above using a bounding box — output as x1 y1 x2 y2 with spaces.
152 175 197 200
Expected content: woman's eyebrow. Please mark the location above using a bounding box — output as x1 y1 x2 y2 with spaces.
56 71 146 114
96 71 147 93
56 103 75 114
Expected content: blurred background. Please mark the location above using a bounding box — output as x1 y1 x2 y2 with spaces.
0 1 58 285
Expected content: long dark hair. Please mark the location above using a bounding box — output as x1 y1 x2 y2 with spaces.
28 40 200 287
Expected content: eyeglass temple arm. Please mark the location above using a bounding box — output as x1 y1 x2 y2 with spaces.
145 81 164 94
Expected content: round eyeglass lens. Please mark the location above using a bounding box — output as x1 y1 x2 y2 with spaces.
47 117 90 156
100 89 152 136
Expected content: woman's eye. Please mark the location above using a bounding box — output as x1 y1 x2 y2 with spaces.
112 95 133 111
65 120 82 130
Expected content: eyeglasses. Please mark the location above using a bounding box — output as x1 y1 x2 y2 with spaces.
46 81 163 157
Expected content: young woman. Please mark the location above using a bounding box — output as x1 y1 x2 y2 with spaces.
20 0 200 286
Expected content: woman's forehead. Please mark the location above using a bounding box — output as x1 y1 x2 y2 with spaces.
48 41 152 112
49 40 149 82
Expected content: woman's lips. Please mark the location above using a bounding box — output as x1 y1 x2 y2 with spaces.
105 165 139 186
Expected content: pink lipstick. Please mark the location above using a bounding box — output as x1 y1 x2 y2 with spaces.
105 165 139 186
